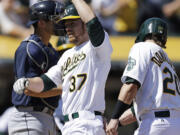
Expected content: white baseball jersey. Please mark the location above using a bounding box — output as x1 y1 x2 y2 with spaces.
121 41 180 118
45 32 112 115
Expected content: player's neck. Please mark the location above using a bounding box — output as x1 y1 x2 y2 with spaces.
145 40 165 48
76 33 89 46
40 34 51 46
145 40 156 43
35 31 51 46
76 39 89 46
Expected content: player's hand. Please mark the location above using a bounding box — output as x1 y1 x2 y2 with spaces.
13 78 29 94
106 119 119 135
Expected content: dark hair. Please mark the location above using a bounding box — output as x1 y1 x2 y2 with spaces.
144 34 167 48
32 22 38 29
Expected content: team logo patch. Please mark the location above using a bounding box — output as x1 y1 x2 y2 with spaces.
127 57 136 71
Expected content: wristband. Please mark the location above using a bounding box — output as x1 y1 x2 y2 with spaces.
24 78 29 89
111 100 130 119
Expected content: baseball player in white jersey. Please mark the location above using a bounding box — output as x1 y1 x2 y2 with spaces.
106 17 180 135
13 0 113 134
53 36 75 134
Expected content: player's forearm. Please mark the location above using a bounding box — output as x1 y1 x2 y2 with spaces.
24 87 62 97
118 83 138 105
111 83 138 119
26 77 44 93
72 0 95 23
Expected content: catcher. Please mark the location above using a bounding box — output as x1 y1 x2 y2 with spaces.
8 1 65 135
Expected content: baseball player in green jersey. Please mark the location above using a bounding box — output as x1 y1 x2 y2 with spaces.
13 0 113 134
106 17 180 135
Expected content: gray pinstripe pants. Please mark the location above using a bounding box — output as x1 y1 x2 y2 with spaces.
8 107 56 135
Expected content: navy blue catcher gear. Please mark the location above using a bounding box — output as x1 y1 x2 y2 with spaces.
27 1 65 36
28 1 64 26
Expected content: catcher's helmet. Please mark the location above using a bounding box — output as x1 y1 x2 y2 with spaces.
135 17 167 47
27 0 64 26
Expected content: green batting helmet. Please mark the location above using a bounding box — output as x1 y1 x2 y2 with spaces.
56 36 74 52
135 17 167 46
60 4 80 21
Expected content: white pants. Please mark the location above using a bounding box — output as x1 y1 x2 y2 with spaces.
53 99 64 131
8 106 56 135
134 110 180 135
62 110 105 135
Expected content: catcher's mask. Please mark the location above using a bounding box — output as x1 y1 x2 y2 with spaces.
28 0 66 36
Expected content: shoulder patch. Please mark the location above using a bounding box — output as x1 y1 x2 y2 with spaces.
127 57 136 71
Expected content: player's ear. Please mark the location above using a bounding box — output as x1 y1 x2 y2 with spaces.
38 20 46 28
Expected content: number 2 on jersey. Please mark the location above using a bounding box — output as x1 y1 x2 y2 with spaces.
163 67 180 95
69 73 87 92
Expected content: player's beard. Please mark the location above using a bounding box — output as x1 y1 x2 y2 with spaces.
68 24 87 45
67 31 84 45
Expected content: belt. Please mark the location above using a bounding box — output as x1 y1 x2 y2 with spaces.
15 106 54 116
64 111 102 122
139 110 170 121
154 110 170 117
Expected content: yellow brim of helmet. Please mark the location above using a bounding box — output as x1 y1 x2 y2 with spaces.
57 16 80 22
56 43 75 51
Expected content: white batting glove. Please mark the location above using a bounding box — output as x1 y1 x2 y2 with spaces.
13 78 29 94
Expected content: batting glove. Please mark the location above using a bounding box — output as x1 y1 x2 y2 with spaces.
13 78 29 94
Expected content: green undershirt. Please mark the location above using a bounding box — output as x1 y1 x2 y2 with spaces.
86 17 105 47
40 74 56 91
